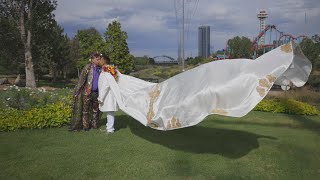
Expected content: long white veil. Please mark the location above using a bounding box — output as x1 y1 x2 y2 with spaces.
105 42 312 130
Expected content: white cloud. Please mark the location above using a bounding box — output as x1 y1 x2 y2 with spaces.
125 11 167 32
54 0 320 58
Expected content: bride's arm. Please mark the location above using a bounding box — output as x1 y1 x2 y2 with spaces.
98 73 110 103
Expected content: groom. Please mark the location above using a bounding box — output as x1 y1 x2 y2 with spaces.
69 52 102 131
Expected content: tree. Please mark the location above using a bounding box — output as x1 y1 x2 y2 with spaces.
0 0 57 87
66 38 81 78
30 19 69 81
312 34 320 43
104 21 134 74
148 57 155 65
227 36 252 58
187 57 206 65
0 13 24 74
48 23 70 81
299 36 320 88
134 55 155 66
299 37 320 73
75 27 105 68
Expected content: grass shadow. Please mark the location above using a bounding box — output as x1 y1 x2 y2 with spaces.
211 114 320 135
115 115 276 159
211 119 302 129
286 114 320 135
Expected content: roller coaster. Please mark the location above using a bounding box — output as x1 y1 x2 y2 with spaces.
225 24 308 58
252 25 308 51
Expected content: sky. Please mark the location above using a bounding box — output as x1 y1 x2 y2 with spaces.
54 0 320 58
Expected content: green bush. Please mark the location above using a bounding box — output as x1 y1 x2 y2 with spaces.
254 98 319 115
0 102 71 131
153 70 162 77
187 57 203 65
167 68 181 78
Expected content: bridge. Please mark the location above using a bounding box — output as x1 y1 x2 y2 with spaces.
153 55 178 64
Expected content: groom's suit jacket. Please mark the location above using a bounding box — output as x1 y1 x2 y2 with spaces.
74 63 95 96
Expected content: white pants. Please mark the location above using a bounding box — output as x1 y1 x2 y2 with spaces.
106 111 115 132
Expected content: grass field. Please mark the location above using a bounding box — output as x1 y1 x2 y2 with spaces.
1 111 320 179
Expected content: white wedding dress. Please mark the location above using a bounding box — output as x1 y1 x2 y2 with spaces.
103 42 312 130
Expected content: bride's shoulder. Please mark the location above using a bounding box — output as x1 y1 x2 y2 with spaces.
101 65 119 81
102 65 116 72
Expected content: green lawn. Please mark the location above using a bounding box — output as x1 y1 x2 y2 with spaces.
1 111 320 179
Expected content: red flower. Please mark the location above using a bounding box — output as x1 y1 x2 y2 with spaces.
103 65 118 81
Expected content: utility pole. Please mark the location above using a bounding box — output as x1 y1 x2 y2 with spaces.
304 11 307 35
182 0 185 71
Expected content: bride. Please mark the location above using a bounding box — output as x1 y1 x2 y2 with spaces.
98 42 312 131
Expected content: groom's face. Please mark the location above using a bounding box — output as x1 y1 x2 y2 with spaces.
92 56 101 66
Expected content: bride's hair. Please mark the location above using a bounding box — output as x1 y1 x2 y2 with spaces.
101 54 110 64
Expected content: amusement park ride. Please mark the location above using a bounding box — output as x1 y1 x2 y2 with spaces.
225 10 308 59
251 24 308 57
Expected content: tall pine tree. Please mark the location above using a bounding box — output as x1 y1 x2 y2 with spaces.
104 21 134 74
75 27 105 68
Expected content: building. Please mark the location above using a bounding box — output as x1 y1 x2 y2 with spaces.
257 10 268 45
198 26 210 58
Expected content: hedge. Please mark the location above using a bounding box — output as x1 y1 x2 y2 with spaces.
0 102 71 131
254 98 319 115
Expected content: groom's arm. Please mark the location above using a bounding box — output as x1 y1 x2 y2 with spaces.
74 64 90 96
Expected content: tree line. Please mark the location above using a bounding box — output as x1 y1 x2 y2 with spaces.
0 0 134 87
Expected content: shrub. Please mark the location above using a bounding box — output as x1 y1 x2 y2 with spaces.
0 102 71 131
284 99 319 115
153 70 162 77
254 98 319 115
